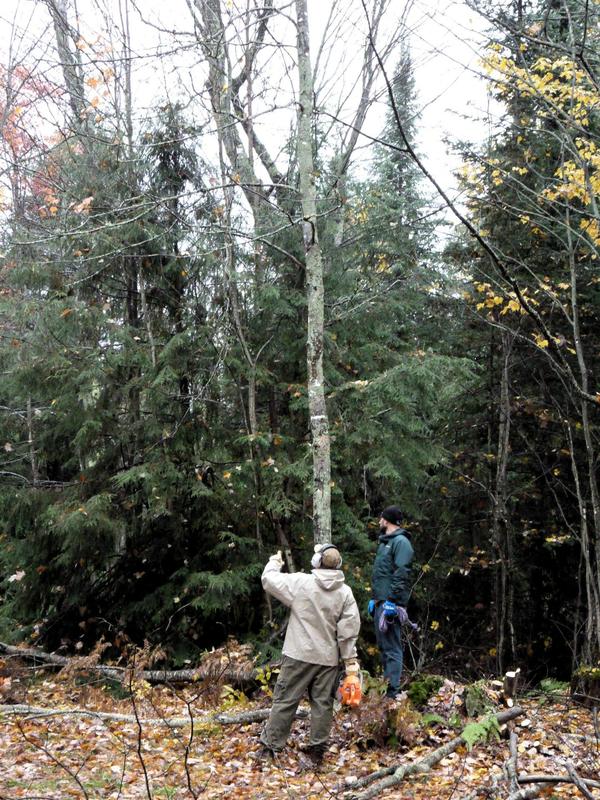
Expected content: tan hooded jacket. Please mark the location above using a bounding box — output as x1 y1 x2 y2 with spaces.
262 560 360 666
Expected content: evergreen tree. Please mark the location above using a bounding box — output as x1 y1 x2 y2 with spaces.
445 0 600 668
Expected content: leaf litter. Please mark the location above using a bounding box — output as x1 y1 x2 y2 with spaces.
0 667 598 799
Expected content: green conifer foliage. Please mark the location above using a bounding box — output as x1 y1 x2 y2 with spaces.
444 0 600 667
0 48 473 663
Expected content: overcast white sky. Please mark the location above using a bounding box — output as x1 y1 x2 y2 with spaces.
0 0 497 219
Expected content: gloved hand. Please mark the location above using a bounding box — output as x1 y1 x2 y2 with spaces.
367 599 375 617
344 658 360 675
383 600 397 620
396 606 409 625
268 550 284 570
311 544 324 569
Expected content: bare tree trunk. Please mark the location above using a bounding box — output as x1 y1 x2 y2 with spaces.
492 330 515 671
44 0 87 128
26 397 39 487
139 275 157 369
566 207 600 660
565 421 600 665
296 0 331 545
186 0 392 548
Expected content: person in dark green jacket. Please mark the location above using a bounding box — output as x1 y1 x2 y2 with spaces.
371 505 414 698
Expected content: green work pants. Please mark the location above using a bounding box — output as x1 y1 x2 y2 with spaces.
260 655 339 751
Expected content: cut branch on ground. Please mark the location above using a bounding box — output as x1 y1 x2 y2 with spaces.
345 706 525 800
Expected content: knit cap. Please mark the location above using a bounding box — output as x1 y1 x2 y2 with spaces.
381 506 403 526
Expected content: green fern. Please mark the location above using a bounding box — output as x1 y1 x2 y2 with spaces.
461 716 500 751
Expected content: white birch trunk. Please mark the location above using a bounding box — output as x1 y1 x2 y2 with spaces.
295 0 331 544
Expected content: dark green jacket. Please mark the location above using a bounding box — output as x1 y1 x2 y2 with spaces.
371 529 414 605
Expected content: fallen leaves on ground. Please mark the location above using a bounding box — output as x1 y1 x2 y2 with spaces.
0 666 597 799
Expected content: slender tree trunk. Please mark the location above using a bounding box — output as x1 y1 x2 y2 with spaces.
26 397 39 487
126 265 140 466
296 0 331 545
139 275 156 369
567 207 600 660
187 0 389 547
565 422 599 665
45 0 87 128
492 329 515 671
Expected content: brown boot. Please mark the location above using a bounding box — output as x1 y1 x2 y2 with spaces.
250 744 279 768
299 744 325 770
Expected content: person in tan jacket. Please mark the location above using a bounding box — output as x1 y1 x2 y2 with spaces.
256 544 361 766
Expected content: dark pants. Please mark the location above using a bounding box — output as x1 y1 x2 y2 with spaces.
374 605 403 696
260 655 339 751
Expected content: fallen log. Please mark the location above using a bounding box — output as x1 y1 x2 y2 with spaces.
505 729 519 793
345 706 524 800
0 641 261 686
459 766 600 800
566 761 596 800
214 707 303 725
0 702 307 727
519 773 600 791
0 703 191 727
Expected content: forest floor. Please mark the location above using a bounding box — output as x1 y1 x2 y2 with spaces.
0 661 598 800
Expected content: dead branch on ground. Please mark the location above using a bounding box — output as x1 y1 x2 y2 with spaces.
0 703 307 726
0 641 262 686
345 706 525 800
